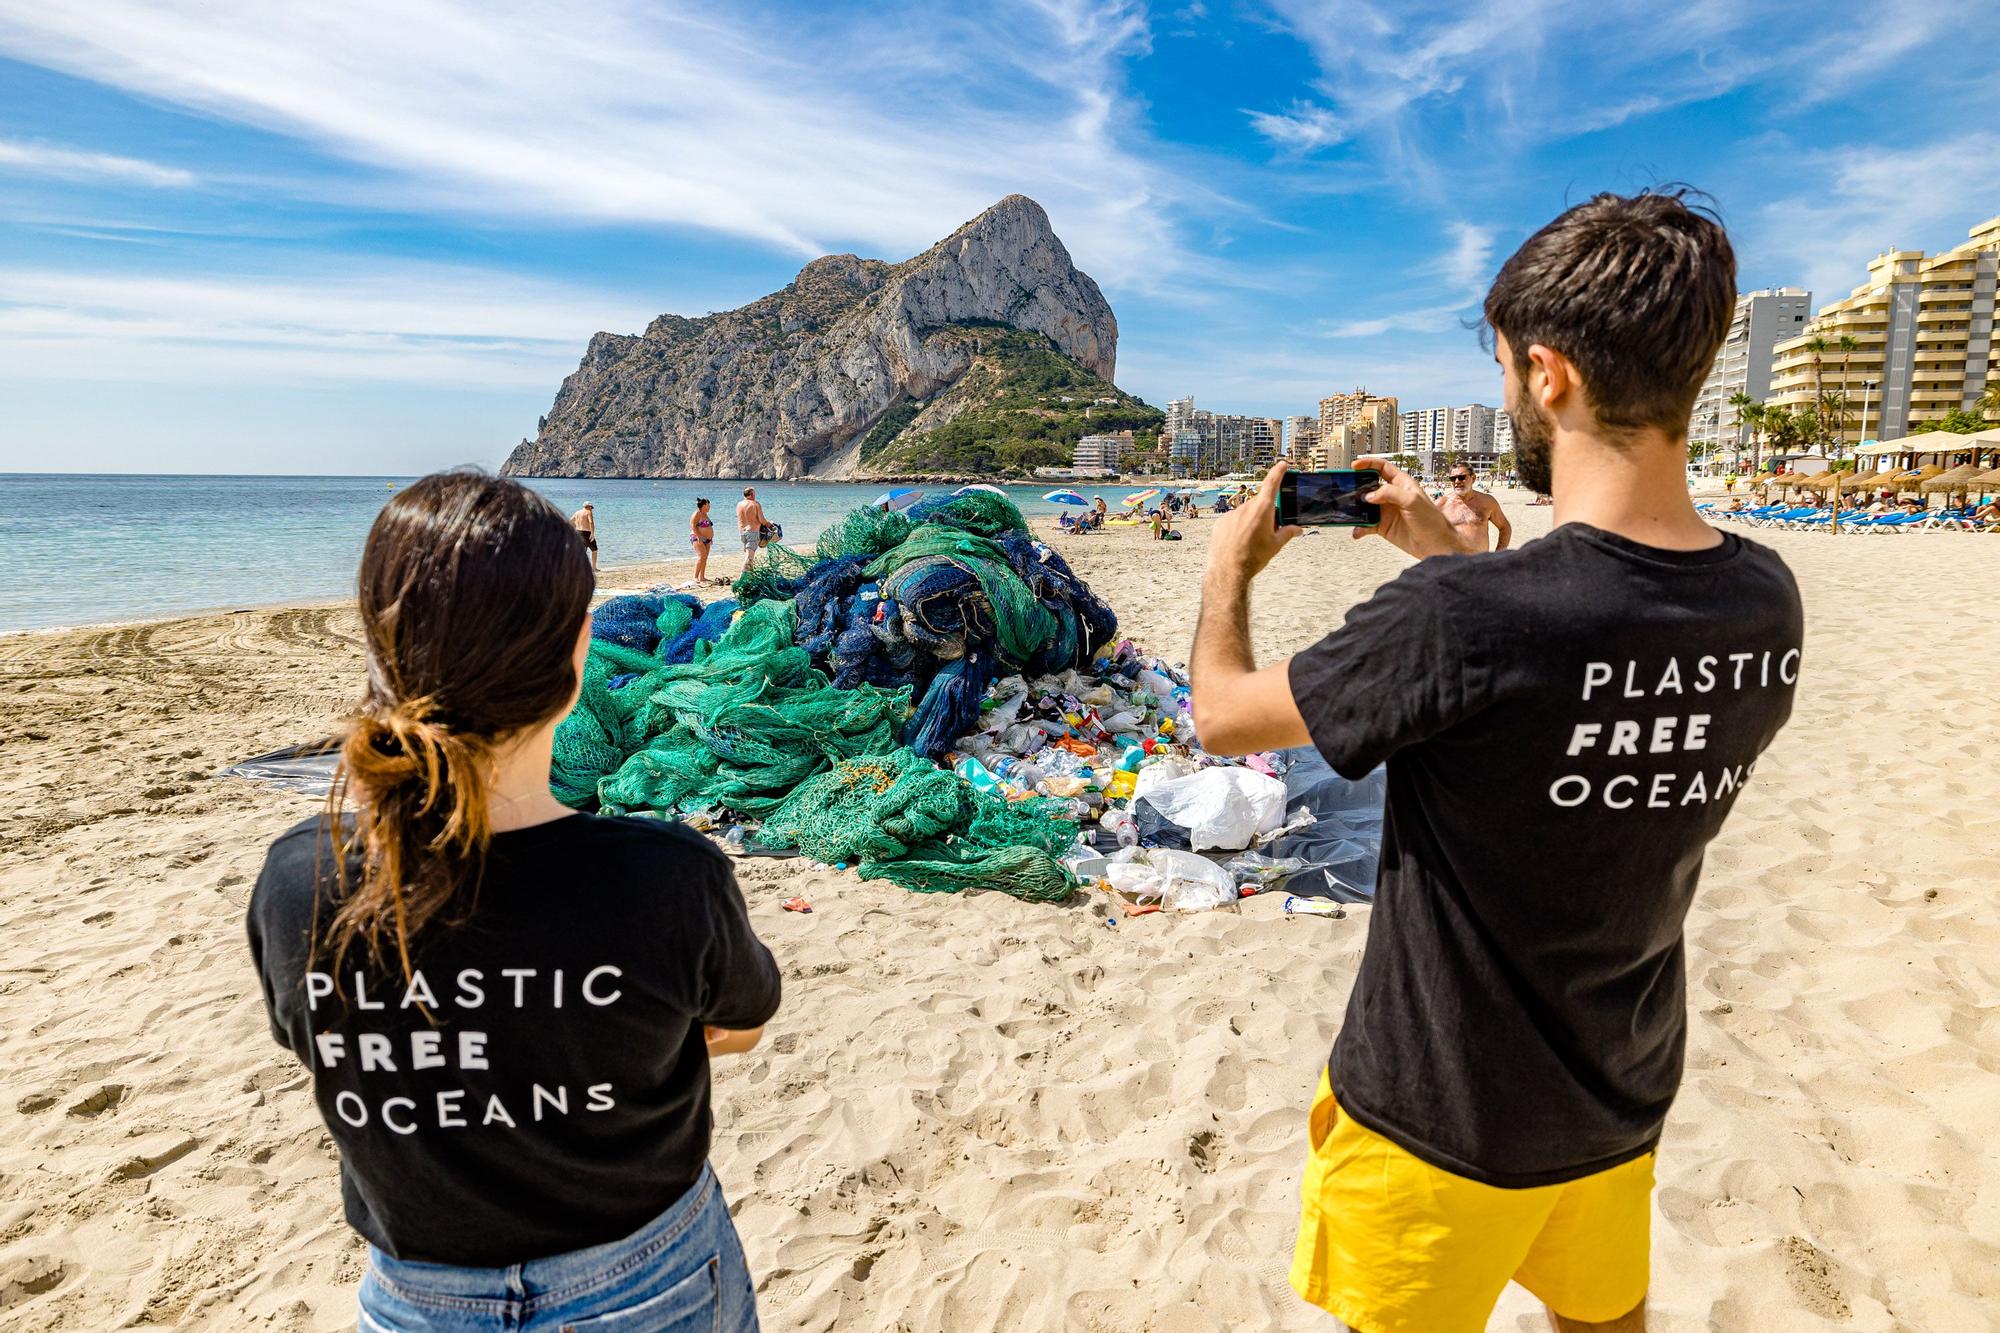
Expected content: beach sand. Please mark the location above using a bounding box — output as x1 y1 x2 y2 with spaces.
2 498 1996 1330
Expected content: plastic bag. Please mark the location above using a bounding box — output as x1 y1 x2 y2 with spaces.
1129 766 1286 851
1104 847 1239 912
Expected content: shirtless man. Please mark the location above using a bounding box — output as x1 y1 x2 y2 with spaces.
569 502 598 573
736 486 767 574
1438 467 1512 551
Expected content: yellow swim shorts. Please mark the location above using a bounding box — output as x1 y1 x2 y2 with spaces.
1290 1070 1653 1333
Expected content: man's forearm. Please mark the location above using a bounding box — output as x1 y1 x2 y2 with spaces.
1192 564 1256 685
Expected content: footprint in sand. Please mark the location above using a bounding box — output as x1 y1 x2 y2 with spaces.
0 1255 67 1310
16 1092 57 1114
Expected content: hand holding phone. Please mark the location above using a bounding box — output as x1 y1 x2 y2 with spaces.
1277 469 1382 528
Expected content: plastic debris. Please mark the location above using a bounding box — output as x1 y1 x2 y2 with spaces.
1104 847 1239 913
782 896 814 913
1282 895 1346 918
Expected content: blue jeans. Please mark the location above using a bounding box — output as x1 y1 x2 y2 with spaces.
356 1164 758 1332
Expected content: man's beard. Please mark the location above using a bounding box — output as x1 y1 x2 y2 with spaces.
1509 383 1555 495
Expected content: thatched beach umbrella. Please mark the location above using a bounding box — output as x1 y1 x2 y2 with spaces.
1921 463 1984 495
1892 464 1945 491
1836 468 1881 493
1970 466 2000 491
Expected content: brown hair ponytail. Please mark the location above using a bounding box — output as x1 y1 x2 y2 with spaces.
325 471 594 977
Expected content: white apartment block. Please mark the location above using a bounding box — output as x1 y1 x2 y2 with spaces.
1162 398 1283 475
1768 215 1999 445
1691 288 1813 455
1400 404 1497 475
1071 431 1128 477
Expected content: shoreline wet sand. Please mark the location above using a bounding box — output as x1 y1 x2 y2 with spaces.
2 496 1996 1329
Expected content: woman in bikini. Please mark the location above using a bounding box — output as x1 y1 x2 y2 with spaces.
691 497 715 583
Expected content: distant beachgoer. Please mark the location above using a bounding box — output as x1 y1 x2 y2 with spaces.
1972 497 2000 525
248 471 779 1332
1438 467 1513 551
1191 190 1801 1333
1091 496 1108 530
736 487 767 574
570 502 598 573
691 498 715 583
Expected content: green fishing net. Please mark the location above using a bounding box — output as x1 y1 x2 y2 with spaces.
550 499 1087 904
759 751 1077 904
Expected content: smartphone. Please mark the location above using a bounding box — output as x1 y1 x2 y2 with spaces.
1277 469 1381 527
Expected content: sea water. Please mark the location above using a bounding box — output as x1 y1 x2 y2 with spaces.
0 474 1124 632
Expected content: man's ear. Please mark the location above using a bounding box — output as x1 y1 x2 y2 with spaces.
1526 343 1580 415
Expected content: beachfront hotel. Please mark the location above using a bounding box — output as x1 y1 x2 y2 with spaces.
1316 389 1398 468
1164 397 1283 475
1765 215 2000 448
1691 288 1814 457
1401 404 1499 476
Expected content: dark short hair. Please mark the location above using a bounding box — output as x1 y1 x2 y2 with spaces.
695 497 709 507
743 486 755 497
1483 188 1735 437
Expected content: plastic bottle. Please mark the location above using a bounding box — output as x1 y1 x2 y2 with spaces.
1135 668 1176 699
951 753 1006 798
723 826 746 850
989 755 1047 787
1101 807 1139 848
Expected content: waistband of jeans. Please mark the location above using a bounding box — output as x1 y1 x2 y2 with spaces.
368 1164 715 1305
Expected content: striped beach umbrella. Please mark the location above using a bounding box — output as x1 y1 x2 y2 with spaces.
1043 489 1088 506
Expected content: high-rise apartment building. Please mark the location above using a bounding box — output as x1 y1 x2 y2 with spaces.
1767 215 1999 445
1161 398 1284 475
1401 405 1497 474
1494 410 1513 456
1691 288 1813 455
1318 389 1398 468
1071 430 1130 476
1284 415 1318 459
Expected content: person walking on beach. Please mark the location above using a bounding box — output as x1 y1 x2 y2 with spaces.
1189 190 1801 1333
736 487 767 575
569 501 598 573
1438 465 1513 551
248 471 779 1332
691 497 716 584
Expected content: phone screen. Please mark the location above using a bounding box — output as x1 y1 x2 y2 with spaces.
1278 469 1381 527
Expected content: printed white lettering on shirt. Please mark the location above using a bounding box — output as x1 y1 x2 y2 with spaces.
308 963 628 1136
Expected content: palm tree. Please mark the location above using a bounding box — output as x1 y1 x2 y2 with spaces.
1741 399 1769 474
1834 334 1858 455
1727 390 1756 471
1804 335 1830 452
1980 380 2000 423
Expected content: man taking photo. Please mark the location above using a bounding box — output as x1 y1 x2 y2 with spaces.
1191 190 1802 1332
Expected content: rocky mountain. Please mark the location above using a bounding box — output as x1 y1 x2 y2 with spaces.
500 195 1127 480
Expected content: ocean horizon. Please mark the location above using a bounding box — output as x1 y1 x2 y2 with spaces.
0 472 1133 633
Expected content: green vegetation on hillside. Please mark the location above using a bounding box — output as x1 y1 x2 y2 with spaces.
863 324 1163 476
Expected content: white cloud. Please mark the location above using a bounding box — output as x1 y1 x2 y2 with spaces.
1438 222 1495 294
0 137 193 187
1312 304 1468 340
0 263 665 386
0 0 1191 288
1745 134 2000 303
1256 0 1991 189
1246 101 1346 153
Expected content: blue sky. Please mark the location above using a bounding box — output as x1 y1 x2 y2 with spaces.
2 0 1996 474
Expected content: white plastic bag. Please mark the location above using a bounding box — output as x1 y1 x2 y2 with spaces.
1104 847 1238 912
1133 766 1287 851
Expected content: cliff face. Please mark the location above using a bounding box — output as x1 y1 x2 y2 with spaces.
500 195 1119 479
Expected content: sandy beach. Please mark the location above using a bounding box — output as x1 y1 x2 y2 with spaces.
2 495 1996 1331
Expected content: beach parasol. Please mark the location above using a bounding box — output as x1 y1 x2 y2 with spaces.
1123 489 1160 506
1835 468 1881 493
1892 464 1944 491
870 487 925 510
1042 489 1088 506
1967 466 2000 496
1919 462 1983 494
952 484 1009 498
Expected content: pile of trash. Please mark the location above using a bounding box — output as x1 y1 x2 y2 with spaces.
548 493 1383 909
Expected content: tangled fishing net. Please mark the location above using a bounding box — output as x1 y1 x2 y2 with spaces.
549 494 1117 901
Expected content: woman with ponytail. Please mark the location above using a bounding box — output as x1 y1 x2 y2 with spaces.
247 471 779 1332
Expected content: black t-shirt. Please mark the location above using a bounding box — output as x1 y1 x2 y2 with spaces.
1288 523 1801 1187
247 812 782 1265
